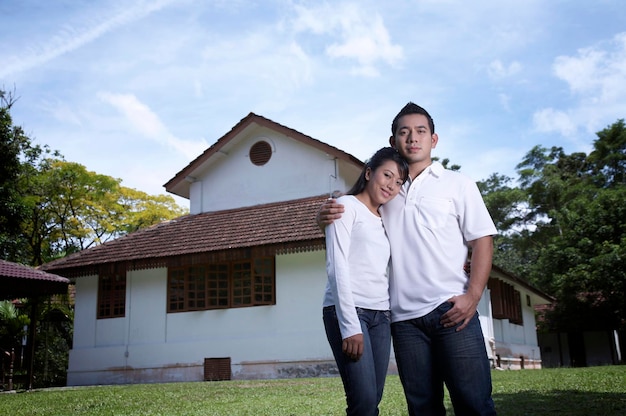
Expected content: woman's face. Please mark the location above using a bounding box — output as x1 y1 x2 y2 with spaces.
365 159 404 206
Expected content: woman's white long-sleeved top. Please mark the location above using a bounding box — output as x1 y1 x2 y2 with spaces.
323 195 391 340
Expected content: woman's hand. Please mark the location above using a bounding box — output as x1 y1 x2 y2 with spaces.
342 333 364 361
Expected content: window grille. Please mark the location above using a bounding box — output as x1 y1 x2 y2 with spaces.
97 272 126 319
488 279 523 325
167 257 275 312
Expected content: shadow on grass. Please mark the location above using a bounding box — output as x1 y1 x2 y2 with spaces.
493 390 626 415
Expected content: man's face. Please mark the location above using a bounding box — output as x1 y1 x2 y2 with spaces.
390 113 437 166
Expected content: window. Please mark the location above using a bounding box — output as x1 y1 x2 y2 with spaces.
167 257 275 312
98 272 126 319
488 279 522 325
207 263 229 307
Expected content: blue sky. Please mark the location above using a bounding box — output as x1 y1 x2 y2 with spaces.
2 0 625 207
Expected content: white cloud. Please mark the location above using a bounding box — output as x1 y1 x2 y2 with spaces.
98 92 207 159
291 2 403 76
487 59 522 80
532 108 577 137
498 93 512 112
199 32 313 94
553 49 605 97
39 100 82 126
0 0 178 78
533 32 626 139
553 32 626 103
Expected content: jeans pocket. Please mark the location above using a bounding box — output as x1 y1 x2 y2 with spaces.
437 301 453 314
323 305 337 320
382 310 391 321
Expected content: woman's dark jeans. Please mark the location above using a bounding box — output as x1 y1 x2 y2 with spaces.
323 306 391 416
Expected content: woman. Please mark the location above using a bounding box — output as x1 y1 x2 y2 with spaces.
322 146 409 416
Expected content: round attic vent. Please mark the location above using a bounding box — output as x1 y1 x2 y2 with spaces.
249 140 272 166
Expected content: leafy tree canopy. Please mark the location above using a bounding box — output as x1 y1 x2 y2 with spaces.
1 89 31 261
484 119 626 332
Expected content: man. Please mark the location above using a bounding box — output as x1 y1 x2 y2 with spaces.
318 103 497 415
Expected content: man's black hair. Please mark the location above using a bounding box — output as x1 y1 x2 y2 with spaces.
391 102 435 135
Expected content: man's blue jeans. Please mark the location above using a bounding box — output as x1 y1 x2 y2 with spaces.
323 306 391 416
391 302 496 416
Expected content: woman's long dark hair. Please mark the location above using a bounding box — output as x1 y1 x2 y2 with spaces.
347 147 409 195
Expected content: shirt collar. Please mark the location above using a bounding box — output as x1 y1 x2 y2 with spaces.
407 161 443 185
429 161 444 177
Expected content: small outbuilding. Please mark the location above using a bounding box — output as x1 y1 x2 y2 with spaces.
0 259 70 300
0 259 70 390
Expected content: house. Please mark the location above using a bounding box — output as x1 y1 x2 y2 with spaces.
486 265 554 369
41 112 553 386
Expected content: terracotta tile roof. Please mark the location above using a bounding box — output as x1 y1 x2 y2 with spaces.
0 259 70 300
41 195 328 274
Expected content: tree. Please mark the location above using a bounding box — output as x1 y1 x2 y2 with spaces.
20 159 188 265
434 156 461 171
588 119 626 187
0 300 30 381
1 89 63 264
0 90 29 262
0 300 29 347
118 187 188 234
477 173 529 277
506 120 626 333
535 186 626 332
33 297 74 387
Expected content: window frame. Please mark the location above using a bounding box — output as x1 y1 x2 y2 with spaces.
167 257 275 313
488 278 523 325
97 271 127 319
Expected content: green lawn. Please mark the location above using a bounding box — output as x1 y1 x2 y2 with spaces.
1 366 625 415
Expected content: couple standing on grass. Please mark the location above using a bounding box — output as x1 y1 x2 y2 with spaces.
319 102 498 416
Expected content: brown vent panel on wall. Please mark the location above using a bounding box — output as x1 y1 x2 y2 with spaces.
249 141 272 166
204 357 231 381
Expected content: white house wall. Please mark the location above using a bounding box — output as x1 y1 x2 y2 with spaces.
72 274 98 349
477 289 496 362
68 264 548 384
67 251 339 386
492 287 542 369
188 128 354 214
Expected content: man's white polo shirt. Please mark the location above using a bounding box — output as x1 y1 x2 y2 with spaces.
380 161 497 323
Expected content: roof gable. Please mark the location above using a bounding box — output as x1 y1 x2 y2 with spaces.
164 113 363 200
